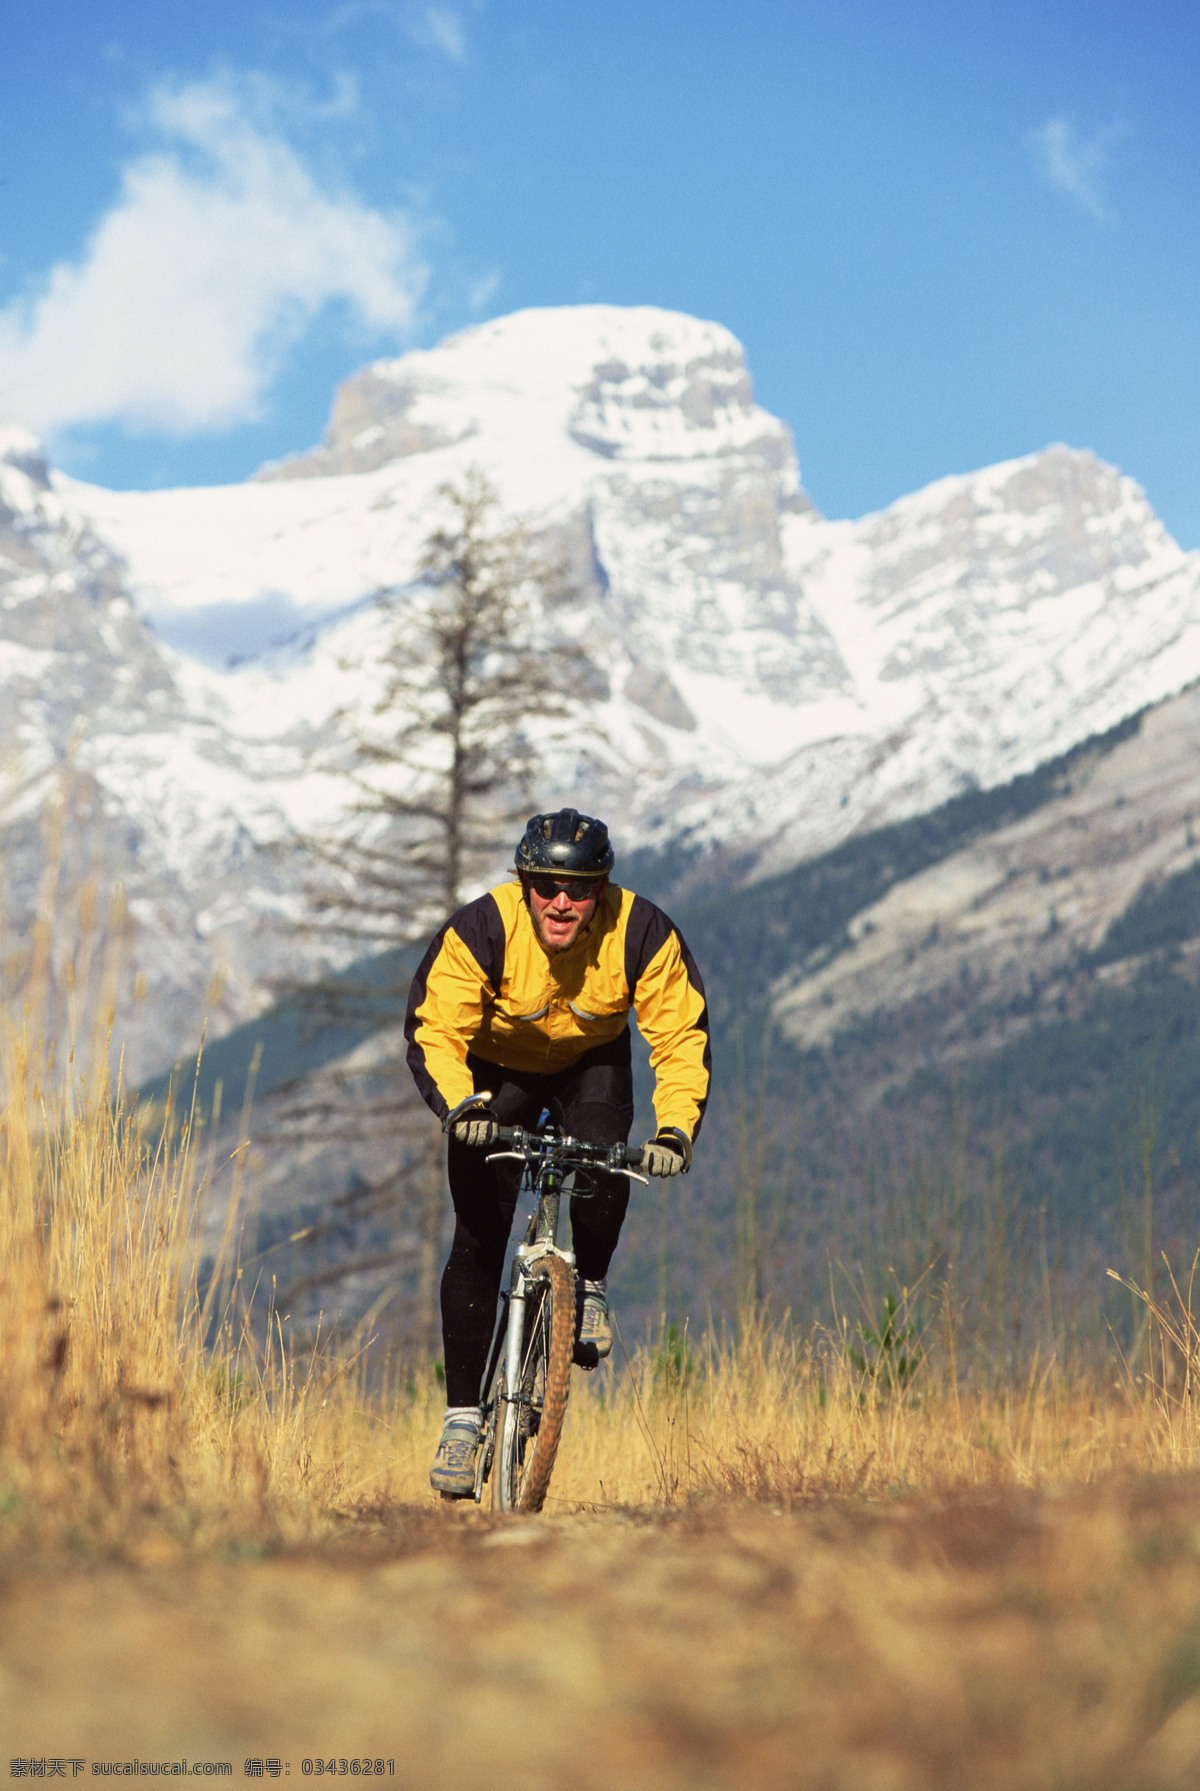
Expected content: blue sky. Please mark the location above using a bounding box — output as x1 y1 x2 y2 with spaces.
2 1 1198 543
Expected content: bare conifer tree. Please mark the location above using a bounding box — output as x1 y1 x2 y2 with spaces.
319 464 581 938
276 468 590 1357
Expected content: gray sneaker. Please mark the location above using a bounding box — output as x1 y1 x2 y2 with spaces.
429 1414 481 1498
575 1278 612 1365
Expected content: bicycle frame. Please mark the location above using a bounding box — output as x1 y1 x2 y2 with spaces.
485 1143 569 1507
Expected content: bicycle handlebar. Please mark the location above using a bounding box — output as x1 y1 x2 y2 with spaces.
492 1124 644 1172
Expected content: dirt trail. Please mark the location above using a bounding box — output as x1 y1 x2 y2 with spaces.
4 1478 1200 1790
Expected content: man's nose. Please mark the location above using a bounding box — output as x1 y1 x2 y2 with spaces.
550 889 574 909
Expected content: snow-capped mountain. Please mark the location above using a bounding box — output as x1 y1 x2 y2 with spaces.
0 424 319 1074
4 303 1200 1075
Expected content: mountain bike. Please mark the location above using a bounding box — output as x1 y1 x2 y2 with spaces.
447 1093 646 1514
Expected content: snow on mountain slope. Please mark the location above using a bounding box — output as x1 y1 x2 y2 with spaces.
0 426 327 1074
769 678 1200 1078
706 444 1200 879
4 305 1200 1069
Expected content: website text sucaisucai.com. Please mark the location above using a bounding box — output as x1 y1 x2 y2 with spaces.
9 1764 234 1778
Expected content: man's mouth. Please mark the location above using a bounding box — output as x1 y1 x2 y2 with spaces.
543 908 580 937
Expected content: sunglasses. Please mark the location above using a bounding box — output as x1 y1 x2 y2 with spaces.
525 874 606 901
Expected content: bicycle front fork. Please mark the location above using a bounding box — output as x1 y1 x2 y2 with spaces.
502 1251 530 1408
500 1240 573 1405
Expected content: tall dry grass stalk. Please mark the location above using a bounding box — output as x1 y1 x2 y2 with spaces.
1107 1254 1200 1470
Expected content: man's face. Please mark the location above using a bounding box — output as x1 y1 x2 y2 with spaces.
524 874 606 952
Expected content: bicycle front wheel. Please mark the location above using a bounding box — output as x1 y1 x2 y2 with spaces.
492 1252 574 1514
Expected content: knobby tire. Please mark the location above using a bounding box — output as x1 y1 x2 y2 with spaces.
492 1252 574 1514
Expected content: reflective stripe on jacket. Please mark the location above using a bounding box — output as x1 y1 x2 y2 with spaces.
404 880 710 1139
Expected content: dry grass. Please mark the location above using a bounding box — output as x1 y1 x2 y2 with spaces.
0 1025 418 1557
540 1318 1198 1511
4 1012 1200 1558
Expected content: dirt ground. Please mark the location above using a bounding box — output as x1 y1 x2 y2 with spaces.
4 1477 1200 1791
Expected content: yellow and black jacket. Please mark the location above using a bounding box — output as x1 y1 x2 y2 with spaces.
405 881 710 1139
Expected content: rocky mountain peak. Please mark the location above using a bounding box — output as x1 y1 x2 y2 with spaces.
254 305 809 500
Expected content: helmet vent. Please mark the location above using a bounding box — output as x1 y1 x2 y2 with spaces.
574 821 587 841
542 819 554 840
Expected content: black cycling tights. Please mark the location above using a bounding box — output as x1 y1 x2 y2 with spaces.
439 1041 634 1408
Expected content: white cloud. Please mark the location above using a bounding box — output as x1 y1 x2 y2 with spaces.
321 2 469 61
467 270 501 312
0 74 426 436
408 6 466 61
1027 117 1124 224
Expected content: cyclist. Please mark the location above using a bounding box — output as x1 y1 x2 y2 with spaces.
405 806 710 1496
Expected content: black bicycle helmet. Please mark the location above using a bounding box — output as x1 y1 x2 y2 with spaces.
515 808 615 878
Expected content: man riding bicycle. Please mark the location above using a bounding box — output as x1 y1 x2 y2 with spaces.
405 806 710 1496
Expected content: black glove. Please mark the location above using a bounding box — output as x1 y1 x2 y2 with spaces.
642 1128 692 1177
449 1110 500 1149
